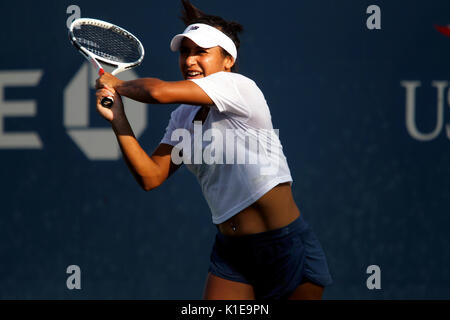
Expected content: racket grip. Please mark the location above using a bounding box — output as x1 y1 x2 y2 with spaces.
101 96 114 108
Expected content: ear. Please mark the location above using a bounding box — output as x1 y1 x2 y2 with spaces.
223 55 235 71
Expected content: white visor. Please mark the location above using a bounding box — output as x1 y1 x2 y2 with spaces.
170 23 237 61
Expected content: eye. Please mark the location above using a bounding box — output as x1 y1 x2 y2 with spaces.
197 49 208 55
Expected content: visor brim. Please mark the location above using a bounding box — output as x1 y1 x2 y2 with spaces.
170 34 218 52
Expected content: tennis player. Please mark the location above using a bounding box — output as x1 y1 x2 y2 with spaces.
95 0 332 300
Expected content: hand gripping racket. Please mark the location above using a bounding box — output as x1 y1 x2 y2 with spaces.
68 18 145 107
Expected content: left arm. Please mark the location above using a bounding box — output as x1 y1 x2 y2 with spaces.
96 72 214 106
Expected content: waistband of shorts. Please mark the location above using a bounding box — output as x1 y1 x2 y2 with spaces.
215 214 310 245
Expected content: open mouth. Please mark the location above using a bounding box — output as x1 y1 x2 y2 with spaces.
185 71 204 79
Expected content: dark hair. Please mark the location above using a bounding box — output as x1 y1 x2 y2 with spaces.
179 0 243 71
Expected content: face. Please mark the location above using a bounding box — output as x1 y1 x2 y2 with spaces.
179 38 234 80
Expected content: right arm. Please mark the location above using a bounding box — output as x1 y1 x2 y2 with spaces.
96 87 181 191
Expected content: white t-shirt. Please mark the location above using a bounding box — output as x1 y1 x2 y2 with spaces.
160 71 293 224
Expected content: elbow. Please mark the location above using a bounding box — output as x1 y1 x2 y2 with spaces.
141 180 157 192
142 184 154 192
141 180 152 192
141 182 158 192
140 173 164 192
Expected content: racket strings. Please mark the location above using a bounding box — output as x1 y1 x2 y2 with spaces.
73 24 142 63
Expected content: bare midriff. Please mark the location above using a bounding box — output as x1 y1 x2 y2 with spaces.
193 107 300 236
217 182 301 236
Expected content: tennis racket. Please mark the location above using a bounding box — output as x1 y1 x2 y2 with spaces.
68 18 145 107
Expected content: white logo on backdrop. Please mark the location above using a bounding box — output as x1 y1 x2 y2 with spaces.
0 65 147 159
63 62 147 160
0 70 43 149
401 81 449 141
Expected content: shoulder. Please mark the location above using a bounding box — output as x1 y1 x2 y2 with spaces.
222 72 264 98
196 71 264 99
206 71 258 86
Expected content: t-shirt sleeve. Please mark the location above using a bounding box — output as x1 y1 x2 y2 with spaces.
159 107 182 147
189 72 252 119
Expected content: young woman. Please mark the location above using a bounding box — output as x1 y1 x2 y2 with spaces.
95 0 332 300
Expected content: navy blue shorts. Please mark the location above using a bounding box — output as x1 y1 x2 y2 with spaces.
208 215 333 300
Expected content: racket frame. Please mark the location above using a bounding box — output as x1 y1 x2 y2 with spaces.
68 18 145 106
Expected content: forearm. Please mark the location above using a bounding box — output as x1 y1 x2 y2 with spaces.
111 115 162 190
115 78 166 104
97 72 213 105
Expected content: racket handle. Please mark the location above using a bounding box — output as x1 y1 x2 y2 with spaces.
98 69 113 107
101 96 114 108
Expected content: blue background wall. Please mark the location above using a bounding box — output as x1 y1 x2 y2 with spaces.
1 0 450 299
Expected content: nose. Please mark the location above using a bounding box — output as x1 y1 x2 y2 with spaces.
184 54 197 67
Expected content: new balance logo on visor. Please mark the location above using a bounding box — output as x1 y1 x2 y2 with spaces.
189 26 199 30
